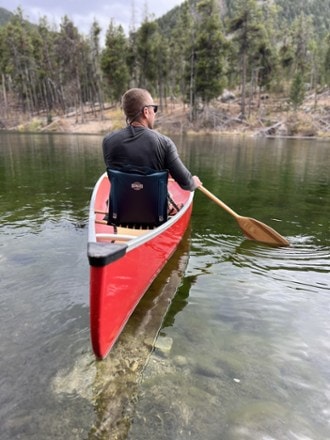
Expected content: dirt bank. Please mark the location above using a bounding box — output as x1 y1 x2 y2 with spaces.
4 93 330 139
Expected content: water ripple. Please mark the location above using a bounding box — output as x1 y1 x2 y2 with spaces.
193 232 330 295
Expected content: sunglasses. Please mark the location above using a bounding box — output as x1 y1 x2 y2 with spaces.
144 104 158 113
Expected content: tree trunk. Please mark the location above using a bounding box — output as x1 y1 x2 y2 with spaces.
2 74 8 119
189 49 195 122
241 50 247 119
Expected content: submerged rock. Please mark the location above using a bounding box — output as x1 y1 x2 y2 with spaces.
154 336 173 355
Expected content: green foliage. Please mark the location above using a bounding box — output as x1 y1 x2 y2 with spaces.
135 20 160 89
101 21 129 102
166 2 194 99
290 71 305 110
191 0 228 104
228 0 270 117
275 0 330 38
323 33 330 87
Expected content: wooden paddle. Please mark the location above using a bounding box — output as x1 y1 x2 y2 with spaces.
198 186 289 247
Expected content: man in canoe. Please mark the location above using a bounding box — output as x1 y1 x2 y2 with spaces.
102 88 202 195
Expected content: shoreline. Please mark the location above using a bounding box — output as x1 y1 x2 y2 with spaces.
2 100 330 140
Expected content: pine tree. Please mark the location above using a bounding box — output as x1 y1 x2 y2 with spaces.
323 34 330 87
194 0 228 104
228 0 265 118
134 20 159 91
185 0 228 120
101 21 129 103
290 71 305 110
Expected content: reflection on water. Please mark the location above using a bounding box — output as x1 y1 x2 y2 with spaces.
0 133 329 439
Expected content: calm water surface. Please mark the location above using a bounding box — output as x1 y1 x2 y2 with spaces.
0 132 329 440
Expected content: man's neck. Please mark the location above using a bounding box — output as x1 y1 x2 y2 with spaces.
130 121 146 128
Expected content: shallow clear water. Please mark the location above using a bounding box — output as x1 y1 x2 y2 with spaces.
0 132 329 439
128 237 330 439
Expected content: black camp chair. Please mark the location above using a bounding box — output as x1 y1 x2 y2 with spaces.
107 167 169 228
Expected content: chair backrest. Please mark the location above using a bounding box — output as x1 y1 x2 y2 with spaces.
107 167 168 227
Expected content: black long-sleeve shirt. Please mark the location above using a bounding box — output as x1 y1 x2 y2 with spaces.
102 126 196 191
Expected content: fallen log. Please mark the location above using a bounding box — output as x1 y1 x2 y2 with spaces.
256 121 284 136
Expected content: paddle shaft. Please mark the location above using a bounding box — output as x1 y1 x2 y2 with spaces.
198 186 239 218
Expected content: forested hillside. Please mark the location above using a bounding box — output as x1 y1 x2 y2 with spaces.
275 0 330 36
157 0 330 38
1 0 330 135
0 7 13 26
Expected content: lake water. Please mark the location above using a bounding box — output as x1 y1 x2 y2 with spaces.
0 132 329 440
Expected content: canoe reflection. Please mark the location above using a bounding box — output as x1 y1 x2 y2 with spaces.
89 229 191 439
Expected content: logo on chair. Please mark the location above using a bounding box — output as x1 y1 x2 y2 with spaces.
131 181 144 191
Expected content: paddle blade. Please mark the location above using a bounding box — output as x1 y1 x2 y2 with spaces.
198 186 289 247
237 216 289 246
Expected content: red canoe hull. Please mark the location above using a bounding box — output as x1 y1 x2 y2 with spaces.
88 173 193 359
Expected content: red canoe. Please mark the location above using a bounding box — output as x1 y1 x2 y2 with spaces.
87 172 194 359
